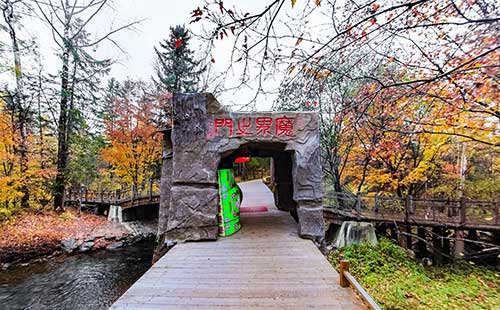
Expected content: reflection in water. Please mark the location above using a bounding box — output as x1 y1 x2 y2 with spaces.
0 239 153 310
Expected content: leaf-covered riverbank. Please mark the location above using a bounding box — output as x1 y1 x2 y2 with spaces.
328 238 500 310
0 209 129 266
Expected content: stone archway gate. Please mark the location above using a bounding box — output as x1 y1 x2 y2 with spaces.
157 93 324 244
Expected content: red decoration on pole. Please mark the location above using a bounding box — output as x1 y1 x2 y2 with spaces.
234 157 250 164
175 37 182 49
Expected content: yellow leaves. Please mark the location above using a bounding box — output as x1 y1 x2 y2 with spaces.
291 0 320 8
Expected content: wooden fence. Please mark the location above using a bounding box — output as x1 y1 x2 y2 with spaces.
324 191 499 231
65 181 161 209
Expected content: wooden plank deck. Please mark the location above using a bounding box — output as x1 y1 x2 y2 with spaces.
110 180 364 309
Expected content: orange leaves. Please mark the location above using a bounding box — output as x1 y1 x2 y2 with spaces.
295 37 303 46
102 94 163 187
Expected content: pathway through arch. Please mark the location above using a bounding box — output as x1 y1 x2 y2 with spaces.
111 180 363 309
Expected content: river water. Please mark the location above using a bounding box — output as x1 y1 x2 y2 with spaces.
0 239 153 310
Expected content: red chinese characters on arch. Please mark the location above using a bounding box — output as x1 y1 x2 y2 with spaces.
213 116 296 138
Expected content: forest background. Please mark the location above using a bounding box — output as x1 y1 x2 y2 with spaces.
0 0 498 221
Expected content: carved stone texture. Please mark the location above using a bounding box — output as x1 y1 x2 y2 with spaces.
157 129 173 236
297 205 325 241
166 185 219 241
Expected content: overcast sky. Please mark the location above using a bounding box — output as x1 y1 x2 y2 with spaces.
94 0 278 110
0 0 278 110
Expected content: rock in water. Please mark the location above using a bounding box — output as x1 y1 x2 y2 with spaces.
107 242 124 250
78 241 95 253
61 238 79 253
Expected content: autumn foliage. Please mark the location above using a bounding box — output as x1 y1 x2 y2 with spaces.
100 89 169 191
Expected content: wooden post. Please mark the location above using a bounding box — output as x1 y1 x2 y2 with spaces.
339 260 350 288
432 227 444 265
404 195 410 222
460 196 466 224
493 199 498 226
78 188 83 216
115 189 120 204
454 229 465 259
443 229 451 263
149 179 153 201
398 224 411 249
417 227 428 259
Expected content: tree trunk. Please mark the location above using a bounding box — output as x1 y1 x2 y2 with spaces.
53 23 71 212
4 0 29 207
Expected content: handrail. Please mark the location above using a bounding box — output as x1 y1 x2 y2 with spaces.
324 192 499 229
339 260 381 310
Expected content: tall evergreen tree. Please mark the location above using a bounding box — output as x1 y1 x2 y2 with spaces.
153 25 203 93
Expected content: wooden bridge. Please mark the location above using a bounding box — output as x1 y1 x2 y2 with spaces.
66 183 499 233
110 180 365 309
64 184 160 209
323 192 500 232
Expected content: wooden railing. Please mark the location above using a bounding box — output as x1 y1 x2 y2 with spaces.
339 260 381 310
65 181 161 209
324 192 499 230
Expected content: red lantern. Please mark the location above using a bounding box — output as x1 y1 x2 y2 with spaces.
234 157 250 164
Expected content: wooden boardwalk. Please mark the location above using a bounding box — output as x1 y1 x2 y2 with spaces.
111 180 364 309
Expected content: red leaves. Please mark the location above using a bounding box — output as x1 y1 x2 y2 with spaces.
370 18 377 25
190 7 203 24
218 26 237 40
175 37 182 49
305 100 318 108
219 1 224 14
191 7 203 17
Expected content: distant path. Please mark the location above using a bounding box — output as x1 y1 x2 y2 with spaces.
110 180 363 309
238 179 276 209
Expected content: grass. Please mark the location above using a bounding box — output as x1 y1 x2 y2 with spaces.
328 238 500 310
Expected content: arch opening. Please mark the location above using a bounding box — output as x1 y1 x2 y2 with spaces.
218 142 297 216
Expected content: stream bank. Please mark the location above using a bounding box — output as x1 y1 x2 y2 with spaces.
0 209 156 269
0 238 154 310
